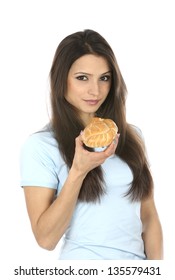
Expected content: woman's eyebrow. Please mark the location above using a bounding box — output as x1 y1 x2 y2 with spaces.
101 71 112 75
74 70 111 76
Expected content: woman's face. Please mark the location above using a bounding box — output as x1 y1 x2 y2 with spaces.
65 54 111 125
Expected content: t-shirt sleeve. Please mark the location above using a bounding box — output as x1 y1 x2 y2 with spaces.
20 133 58 189
132 125 150 165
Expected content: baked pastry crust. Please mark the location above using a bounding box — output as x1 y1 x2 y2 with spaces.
82 117 118 148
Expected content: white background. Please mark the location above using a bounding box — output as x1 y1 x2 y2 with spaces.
0 0 174 269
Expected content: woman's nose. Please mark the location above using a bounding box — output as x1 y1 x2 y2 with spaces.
88 81 99 96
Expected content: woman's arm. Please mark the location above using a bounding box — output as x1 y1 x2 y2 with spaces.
24 167 85 251
24 135 118 250
141 193 163 259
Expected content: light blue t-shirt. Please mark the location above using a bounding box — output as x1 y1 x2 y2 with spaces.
20 125 146 260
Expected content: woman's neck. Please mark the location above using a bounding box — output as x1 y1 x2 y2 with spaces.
80 113 95 126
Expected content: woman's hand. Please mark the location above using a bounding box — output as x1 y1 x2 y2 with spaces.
71 133 120 177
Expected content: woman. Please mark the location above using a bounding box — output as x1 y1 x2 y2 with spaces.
20 29 163 259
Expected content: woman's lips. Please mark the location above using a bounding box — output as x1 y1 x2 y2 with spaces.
84 99 100 105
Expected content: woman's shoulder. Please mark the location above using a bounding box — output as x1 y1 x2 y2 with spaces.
20 123 59 161
128 124 145 140
23 123 57 147
20 124 61 189
130 124 143 135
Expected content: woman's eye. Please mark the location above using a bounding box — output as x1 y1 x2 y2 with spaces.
76 76 88 81
100 75 111 81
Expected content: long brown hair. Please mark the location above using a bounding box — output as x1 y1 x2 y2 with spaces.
50 29 153 202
